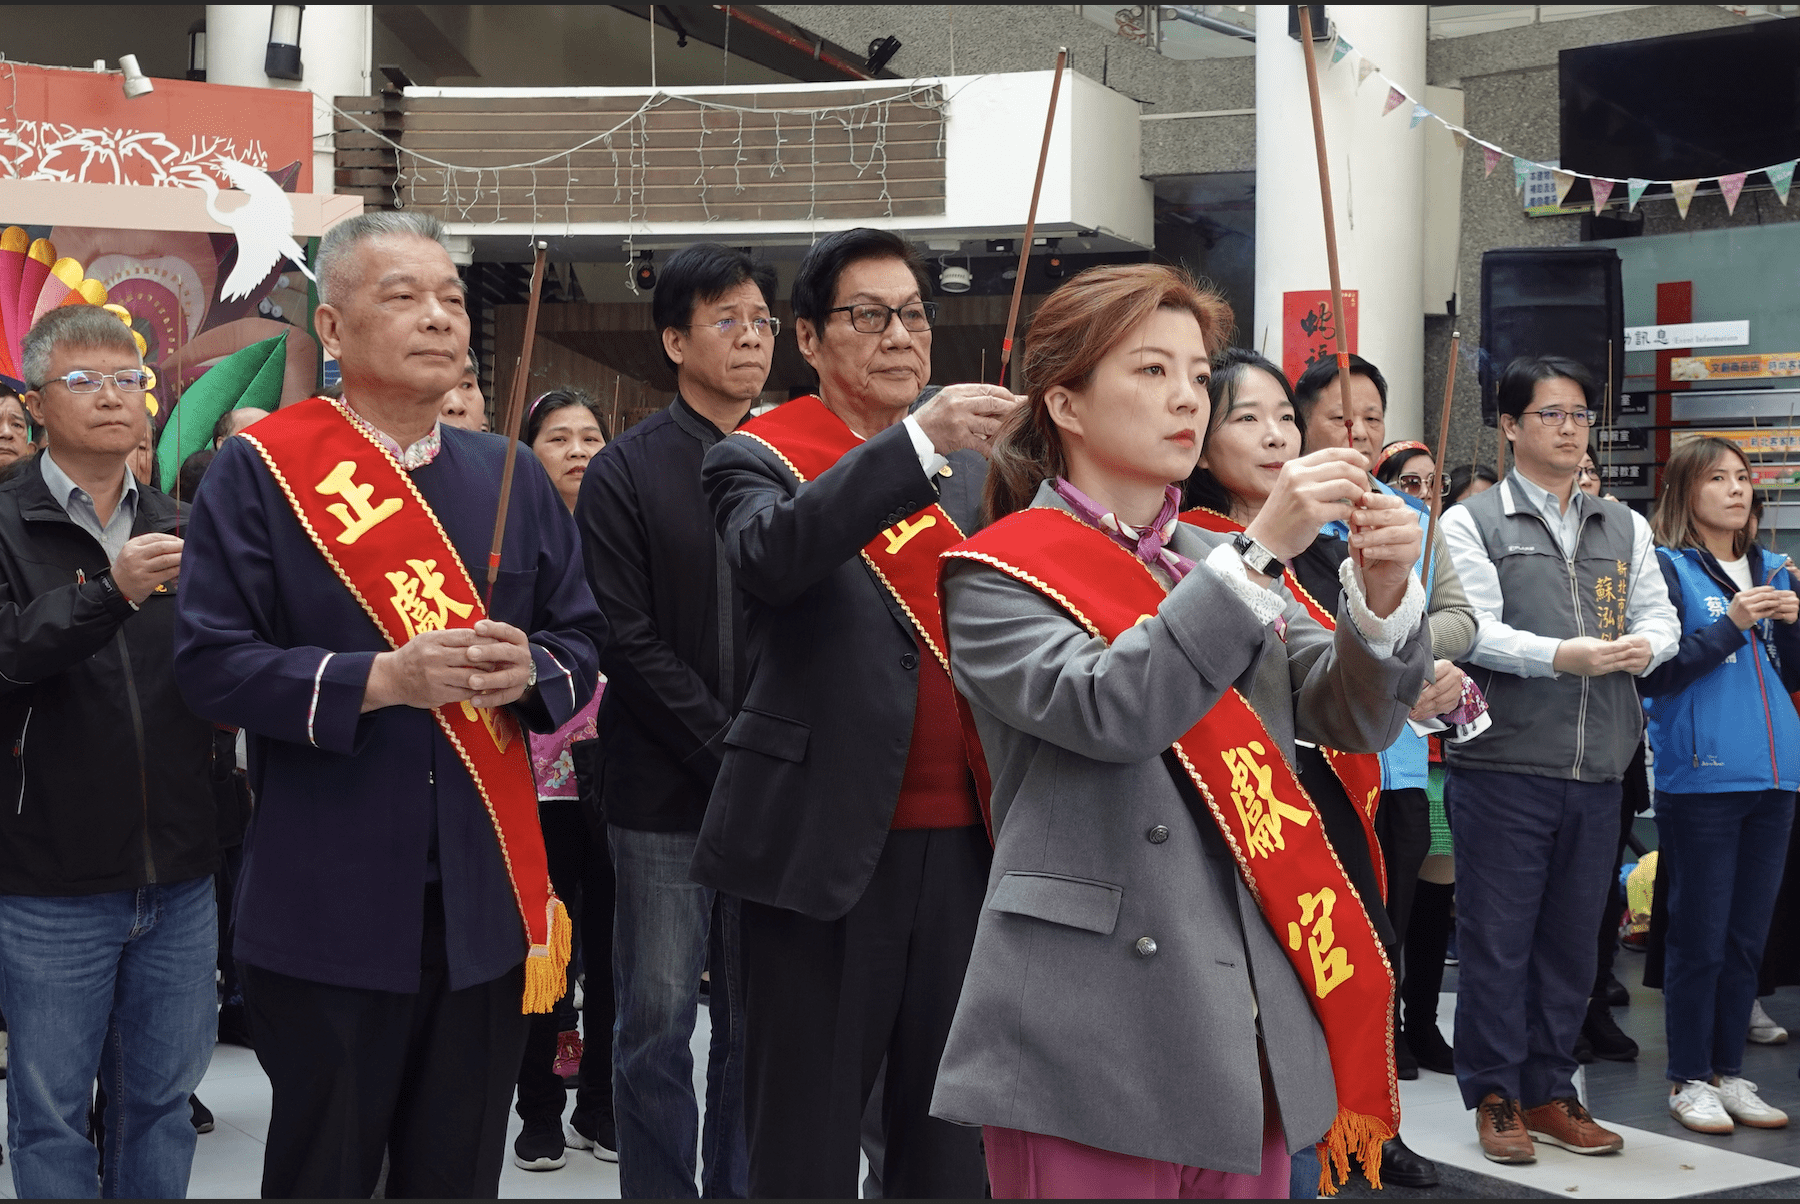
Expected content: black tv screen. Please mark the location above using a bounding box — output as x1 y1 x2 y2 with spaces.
1560 22 1800 184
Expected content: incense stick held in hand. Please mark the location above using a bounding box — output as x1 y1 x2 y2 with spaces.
484 241 549 608
996 48 1067 388
1421 331 1461 587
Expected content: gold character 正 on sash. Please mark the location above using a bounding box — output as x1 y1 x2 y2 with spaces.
386 558 474 641
316 461 403 545
883 513 937 555
1223 740 1313 858
1287 886 1356 998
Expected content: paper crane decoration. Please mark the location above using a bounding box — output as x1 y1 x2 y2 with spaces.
193 160 318 301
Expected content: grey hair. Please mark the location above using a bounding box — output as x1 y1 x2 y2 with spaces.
316 211 449 308
21 306 140 391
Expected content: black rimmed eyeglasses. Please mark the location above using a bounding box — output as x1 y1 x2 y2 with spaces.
826 302 939 334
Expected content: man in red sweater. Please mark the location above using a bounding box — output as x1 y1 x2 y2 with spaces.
691 227 1020 1197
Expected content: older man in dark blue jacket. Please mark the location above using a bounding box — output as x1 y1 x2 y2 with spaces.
174 212 605 1198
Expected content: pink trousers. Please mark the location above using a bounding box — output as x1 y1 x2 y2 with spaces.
983 1105 1291 1200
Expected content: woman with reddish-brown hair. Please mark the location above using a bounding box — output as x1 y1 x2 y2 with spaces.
929 263 1431 1197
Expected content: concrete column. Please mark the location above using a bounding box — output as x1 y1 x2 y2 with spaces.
1254 4 1426 440
206 4 372 193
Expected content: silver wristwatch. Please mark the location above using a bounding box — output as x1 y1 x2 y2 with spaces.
1231 531 1280 578
524 650 538 691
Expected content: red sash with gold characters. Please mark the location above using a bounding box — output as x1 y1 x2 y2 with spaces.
734 396 993 821
1182 506 1387 901
944 507 1397 1194
240 396 571 1015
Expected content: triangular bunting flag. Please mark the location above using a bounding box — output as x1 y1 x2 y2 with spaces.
1331 35 1352 65
1769 160 1797 205
1410 103 1430 129
1551 170 1577 206
1671 179 1700 219
1719 171 1748 215
1514 158 1530 193
1484 146 1504 177
1452 129 1469 151
1591 178 1615 215
1627 178 1650 211
1357 57 1377 88
1383 87 1407 117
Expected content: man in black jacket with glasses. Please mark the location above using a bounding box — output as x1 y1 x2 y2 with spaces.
0 305 218 1198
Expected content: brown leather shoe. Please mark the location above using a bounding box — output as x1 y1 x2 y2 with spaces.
1476 1093 1536 1163
1524 1097 1625 1155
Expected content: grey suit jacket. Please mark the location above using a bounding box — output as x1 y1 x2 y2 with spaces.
929 486 1430 1172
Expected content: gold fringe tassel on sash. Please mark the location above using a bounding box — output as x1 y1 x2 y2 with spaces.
521 899 573 1015
1316 1108 1396 1195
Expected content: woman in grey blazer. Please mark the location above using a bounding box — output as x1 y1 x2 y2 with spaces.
930 265 1431 1198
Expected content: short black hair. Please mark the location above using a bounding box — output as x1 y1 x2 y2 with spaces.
1292 352 1389 433
653 244 778 373
523 387 609 447
791 227 931 332
1495 355 1597 422
178 448 215 500
1445 463 1499 506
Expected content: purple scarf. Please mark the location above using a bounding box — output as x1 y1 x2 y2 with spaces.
1052 479 1197 584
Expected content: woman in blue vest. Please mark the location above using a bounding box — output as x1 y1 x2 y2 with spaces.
1642 435 1800 1136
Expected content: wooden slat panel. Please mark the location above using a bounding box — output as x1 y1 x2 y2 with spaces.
336 87 944 220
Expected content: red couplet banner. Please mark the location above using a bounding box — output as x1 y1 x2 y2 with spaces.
1281 289 1359 387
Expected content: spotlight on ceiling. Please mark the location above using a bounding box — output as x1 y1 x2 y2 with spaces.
1044 238 1066 279
119 54 154 99
866 35 902 75
634 250 657 291
986 239 1013 255
938 261 972 294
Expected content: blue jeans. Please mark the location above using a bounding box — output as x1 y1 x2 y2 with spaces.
1655 789 1795 1083
609 825 747 1198
1447 769 1621 1109
0 876 217 1199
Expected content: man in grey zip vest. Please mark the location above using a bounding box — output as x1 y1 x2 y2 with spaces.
1439 355 1679 1165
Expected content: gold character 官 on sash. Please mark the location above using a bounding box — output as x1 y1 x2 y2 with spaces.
316 461 403 546
1223 740 1313 858
1287 886 1357 998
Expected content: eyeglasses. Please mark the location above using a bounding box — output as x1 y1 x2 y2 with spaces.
1397 473 1438 496
1521 406 1597 427
826 302 939 335
686 316 781 338
47 368 152 394
1576 466 1600 480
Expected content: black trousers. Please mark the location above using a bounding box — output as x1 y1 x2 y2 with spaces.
515 799 616 1130
244 886 531 1199
1592 742 1650 999
1375 787 1433 980
741 825 989 1200
1402 878 1455 1032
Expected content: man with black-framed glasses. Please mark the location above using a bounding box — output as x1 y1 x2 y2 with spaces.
0 305 219 1197
1439 355 1678 1164
694 226 1021 1198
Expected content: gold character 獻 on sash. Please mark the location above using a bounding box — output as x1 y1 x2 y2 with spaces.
316 461 403 545
386 558 474 640
1287 886 1356 998
1223 740 1313 858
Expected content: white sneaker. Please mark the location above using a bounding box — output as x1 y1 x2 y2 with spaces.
1715 1076 1790 1129
1670 1080 1734 1134
564 1121 619 1163
1748 999 1788 1045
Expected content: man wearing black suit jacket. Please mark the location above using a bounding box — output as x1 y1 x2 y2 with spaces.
695 227 1021 1198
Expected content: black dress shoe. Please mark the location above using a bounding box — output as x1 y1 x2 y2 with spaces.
1605 974 1630 1008
190 1095 214 1134
1405 1023 1456 1076
1582 998 1639 1061
1574 1030 1596 1064
1395 1033 1420 1080
1378 1136 1439 1188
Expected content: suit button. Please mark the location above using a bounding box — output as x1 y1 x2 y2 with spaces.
900 652 919 670
1135 936 1158 958
1147 825 1170 844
